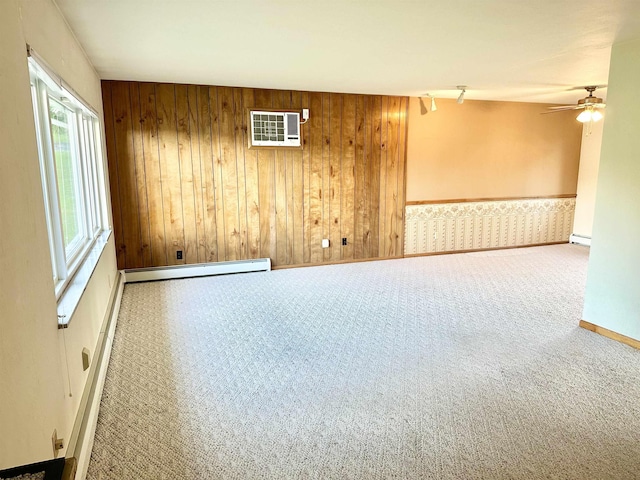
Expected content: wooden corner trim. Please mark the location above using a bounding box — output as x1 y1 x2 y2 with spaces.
579 320 640 350
62 457 78 480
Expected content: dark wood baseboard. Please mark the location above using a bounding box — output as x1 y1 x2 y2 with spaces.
0 458 64 480
271 255 401 270
579 320 640 350
274 242 570 269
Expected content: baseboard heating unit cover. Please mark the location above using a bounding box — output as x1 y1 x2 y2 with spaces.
569 234 592 246
124 258 271 283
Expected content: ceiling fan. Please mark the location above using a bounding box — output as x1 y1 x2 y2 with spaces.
544 86 606 123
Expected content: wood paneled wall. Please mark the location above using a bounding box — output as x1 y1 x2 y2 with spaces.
102 81 408 269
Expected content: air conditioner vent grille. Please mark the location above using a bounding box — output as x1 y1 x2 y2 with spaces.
250 110 300 147
253 113 285 142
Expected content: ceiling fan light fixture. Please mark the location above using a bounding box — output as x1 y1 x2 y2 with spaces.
456 86 466 104
577 106 603 123
576 109 592 123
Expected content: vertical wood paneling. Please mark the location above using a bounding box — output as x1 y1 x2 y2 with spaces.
322 93 331 262
362 95 375 258
354 95 366 260
129 83 152 267
301 92 312 264
290 91 304 265
196 86 218 262
272 90 288 266
385 97 400 257
341 94 356 261
242 89 261 259
396 97 408 256
218 87 241 261
111 82 143 268
176 85 197 264
102 83 125 267
370 96 383 258
328 94 342 261
379 96 390 257
254 89 275 261
308 92 324 264
187 85 206 263
233 88 249 260
156 83 185 265
104 80 407 270
209 87 227 262
138 83 168 266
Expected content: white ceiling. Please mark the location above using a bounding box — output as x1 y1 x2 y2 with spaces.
55 0 640 104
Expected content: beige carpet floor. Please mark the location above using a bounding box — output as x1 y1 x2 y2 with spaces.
87 244 640 479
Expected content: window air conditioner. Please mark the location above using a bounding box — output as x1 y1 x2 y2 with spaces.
250 111 301 147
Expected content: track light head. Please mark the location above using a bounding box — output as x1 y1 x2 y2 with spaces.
456 85 466 104
420 94 438 114
419 96 428 115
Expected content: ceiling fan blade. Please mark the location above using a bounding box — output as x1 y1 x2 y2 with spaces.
547 105 583 110
541 109 580 115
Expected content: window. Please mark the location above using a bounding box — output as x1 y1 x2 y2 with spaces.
29 55 108 298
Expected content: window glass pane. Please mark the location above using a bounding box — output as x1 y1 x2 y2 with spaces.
82 117 96 232
49 99 83 252
92 122 104 229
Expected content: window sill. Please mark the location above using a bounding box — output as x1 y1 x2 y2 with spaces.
57 230 112 329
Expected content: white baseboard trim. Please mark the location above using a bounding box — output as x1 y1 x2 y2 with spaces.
123 258 271 283
72 271 125 480
569 234 592 246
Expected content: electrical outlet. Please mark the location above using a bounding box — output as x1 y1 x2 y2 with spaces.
321 239 330 248
342 238 347 246
176 250 183 260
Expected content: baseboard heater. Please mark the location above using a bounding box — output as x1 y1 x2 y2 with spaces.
569 234 592 247
124 258 271 283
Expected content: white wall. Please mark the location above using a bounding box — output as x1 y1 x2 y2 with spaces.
582 38 640 340
572 120 604 238
0 0 117 470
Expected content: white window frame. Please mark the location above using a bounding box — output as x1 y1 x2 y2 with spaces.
29 54 108 300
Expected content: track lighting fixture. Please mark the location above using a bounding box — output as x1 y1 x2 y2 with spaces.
456 86 466 104
419 94 438 115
